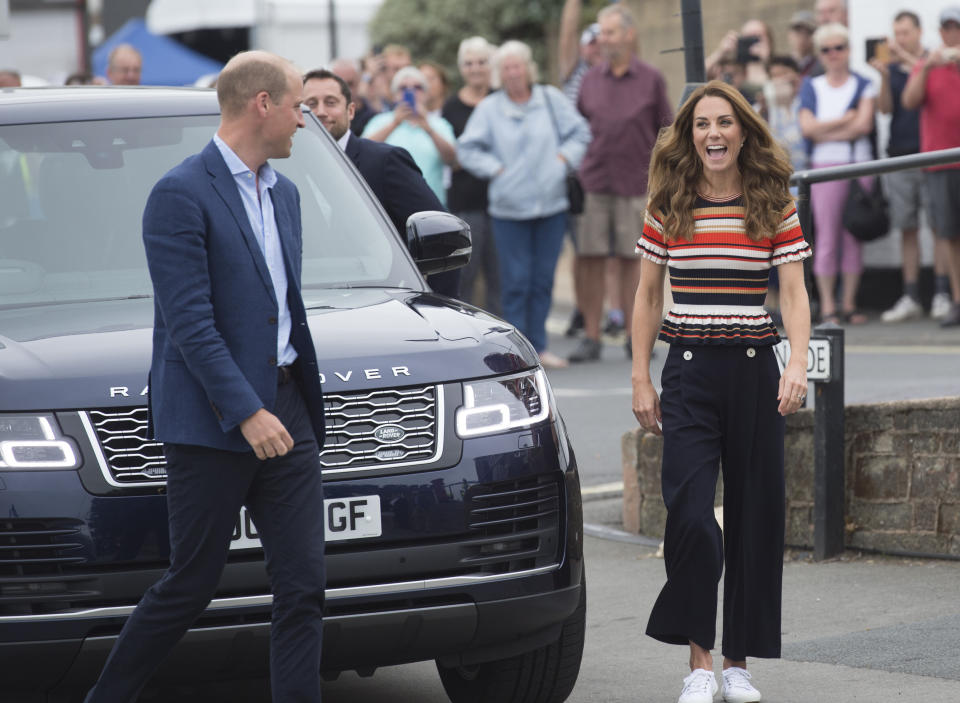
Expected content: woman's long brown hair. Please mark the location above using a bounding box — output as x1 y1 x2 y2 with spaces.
646 80 794 242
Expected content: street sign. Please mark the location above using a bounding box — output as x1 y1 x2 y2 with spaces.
773 338 832 381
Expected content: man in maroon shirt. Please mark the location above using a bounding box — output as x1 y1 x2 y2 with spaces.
902 5 960 327
570 3 673 362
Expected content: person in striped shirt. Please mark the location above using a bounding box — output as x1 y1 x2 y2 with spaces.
631 80 812 703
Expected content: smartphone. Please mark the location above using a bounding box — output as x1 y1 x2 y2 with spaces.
736 35 760 64
866 37 890 63
402 88 416 109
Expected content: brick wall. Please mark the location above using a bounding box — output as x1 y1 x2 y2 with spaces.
622 397 960 557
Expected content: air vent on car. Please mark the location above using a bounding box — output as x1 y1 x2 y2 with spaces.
0 518 98 616
464 474 561 574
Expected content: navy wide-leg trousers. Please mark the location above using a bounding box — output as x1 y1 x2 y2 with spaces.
646 344 785 660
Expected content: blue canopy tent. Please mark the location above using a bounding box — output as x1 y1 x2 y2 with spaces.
92 18 224 86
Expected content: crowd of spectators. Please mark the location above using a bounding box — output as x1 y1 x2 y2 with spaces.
4 0 960 346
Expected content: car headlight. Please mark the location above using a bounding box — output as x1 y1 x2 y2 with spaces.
0 414 80 470
456 369 552 438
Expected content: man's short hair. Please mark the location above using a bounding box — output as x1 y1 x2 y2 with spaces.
107 44 142 68
768 55 800 73
598 3 637 31
303 68 352 105
217 52 291 117
894 10 921 27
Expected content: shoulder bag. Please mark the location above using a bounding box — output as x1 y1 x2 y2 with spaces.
841 141 889 242
542 87 585 215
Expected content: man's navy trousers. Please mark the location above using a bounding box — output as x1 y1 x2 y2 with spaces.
85 370 326 702
646 343 785 661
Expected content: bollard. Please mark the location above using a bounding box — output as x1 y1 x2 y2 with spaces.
813 323 844 560
774 324 845 560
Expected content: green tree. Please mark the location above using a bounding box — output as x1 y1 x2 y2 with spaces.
369 0 607 87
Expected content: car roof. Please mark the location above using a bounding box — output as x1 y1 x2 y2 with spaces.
0 86 221 125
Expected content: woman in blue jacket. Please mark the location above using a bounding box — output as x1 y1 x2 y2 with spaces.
457 40 591 369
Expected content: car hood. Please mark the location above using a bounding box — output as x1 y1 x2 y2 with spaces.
0 289 537 411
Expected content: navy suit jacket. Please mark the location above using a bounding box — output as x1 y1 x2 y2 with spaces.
143 140 325 452
344 134 460 298
344 134 444 235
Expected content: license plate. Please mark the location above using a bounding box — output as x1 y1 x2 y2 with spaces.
229 496 382 550
324 495 382 542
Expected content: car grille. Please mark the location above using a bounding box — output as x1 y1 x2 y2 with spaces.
0 518 99 616
85 385 441 485
464 474 562 574
320 386 439 471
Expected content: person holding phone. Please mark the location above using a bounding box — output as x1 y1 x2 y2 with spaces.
870 11 954 323
705 19 774 103
362 65 456 206
902 6 960 327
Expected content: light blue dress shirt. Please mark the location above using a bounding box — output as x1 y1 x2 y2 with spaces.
213 135 297 366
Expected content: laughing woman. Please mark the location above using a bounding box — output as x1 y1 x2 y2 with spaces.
631 80 811 703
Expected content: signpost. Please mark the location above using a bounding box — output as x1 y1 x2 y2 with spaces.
774 324 845 560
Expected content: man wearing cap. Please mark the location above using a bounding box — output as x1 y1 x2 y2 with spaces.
788 11 818 77
902 6 960 327
571 2 672 363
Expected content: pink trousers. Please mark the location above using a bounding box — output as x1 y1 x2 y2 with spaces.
810 163 873 277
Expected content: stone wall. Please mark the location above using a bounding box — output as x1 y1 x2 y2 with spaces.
622 397 960 557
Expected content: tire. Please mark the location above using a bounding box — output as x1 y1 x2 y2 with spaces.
436 573 586 703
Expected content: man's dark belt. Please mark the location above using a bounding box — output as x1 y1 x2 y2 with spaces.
278 365 293 385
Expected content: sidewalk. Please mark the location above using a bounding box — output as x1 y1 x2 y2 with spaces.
575 496 960 702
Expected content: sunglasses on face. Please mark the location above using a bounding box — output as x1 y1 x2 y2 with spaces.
399 84 424 92
820 44 848 54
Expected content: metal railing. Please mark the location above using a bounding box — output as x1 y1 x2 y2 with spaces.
787 146 960 560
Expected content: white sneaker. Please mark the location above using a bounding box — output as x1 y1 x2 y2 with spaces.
678 668 718 703
931 292 952 320
881 294 922 323
721 667 761 703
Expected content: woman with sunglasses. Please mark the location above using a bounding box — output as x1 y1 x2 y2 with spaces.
798 22 877 325
362 65 456 207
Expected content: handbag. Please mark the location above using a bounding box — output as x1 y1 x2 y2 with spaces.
542 87 585 215
841 142 889 242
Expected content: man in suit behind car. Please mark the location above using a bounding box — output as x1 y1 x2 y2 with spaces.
303 68 461 298
84 50 327 703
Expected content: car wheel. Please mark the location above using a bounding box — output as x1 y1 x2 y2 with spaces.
435 572 586 703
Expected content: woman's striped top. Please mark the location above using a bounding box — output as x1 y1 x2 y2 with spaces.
636 194 811 346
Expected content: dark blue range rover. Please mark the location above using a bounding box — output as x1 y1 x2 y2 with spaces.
0 87 585 702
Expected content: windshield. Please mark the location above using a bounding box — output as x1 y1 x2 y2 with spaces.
0 114 423 310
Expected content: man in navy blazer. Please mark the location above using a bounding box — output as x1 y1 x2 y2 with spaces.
303 68 461 298
85 52 326 703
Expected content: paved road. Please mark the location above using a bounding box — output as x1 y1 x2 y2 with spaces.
140 502 960 702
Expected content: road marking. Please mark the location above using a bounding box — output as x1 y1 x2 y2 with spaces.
846 345 960 355
583 522 661 547
554 387 632 398
582 481 624 496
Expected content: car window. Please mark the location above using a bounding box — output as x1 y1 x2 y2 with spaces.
0 115 422 310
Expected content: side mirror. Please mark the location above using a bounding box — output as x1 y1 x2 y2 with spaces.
405 211 472 275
